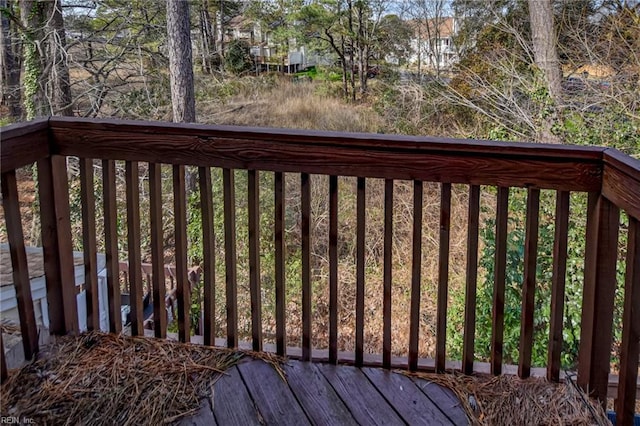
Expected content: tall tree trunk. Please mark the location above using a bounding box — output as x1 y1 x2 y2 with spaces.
219 0 225 71
199 0 216 74
45 0 72 116
528 0 562 103
528 0 562 142
347 0 356 101
20 0 46 118
19 0 72 118
166 0 195 123
0 0 22 119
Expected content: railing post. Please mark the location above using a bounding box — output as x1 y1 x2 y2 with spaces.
616 216 639 426
578 192 619 407
37 155 78 335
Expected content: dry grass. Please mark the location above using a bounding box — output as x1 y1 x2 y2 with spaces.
404 370 611 426
0 332 248 425
197 76 383 133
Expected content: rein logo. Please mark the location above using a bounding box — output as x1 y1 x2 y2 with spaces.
0 417 34 424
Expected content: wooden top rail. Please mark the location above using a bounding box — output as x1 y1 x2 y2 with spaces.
602 149 640 221
47 117 606 191
0 118 50 173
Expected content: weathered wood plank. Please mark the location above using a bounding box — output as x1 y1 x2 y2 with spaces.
436 182 452 372
248 169 262 351
410 180 423 371
301 173 312 361
80 158 100 331
329 175 339 364
363 368 454 425
383 179 393 369
1 170 38 357
199 167 215 346
518 188 540 378
356 177 366 367
578 194 619 407
616 216 640 426
212 366 262 426
0 119 49 173
283 361 357 425
491 186 509 375
149 163 166 338
317 363 404 426
602 148 640 221
125 161 144 336
174 165 190 343
178 396 217 426
238 360 310 425
547 190 570 382
463 185 480 375
50 117 604 191
48 116 603 157
275 172 286 356
38 156 78 335
413 377 469 425
103 159 122 333
223 168 238 348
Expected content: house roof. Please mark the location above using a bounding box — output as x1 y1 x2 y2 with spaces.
407 17 456 39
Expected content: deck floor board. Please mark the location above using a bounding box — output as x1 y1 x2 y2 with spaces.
211 364 263 425
316 363 406 426
283 361 358 425
238 359 311 426
183 358 469 426
413 377 469 426
362 367 455 426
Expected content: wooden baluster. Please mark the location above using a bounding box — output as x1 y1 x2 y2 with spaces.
329 175 338 363
518 188 540 378
578 193 619 407
102 160 121 333
383 179 393 369
491 186 509 375
173 165 189 343
126 161 144 336
463 185 480 375
2 170 38 356
38 156 78 335
275 172 286 356
616 216 640 426
199 166 216 346
79 158 100 331
547 191 570 382
356 177 366 367
409 180 423 371
301 173 312 361
223 168 238 348
436 183 452 373
248 169 262 351
149 163 166 338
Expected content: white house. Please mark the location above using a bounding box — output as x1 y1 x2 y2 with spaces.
408 17 459 71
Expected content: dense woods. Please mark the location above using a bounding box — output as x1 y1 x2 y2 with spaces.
1 0 638 372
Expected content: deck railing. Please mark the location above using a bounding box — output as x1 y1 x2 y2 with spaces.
1 117 638 423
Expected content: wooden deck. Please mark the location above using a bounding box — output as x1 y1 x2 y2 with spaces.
180 358 469 426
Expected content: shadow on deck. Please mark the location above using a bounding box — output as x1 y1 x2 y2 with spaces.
181 358 468 426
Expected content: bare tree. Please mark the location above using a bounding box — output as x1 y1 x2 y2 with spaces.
0 0 22 119
528 0 562 103
166 0 195 123
18 0 72 118
404 0 450 79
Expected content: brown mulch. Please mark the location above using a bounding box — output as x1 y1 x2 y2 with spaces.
0 332 253 425
403 370 612 426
